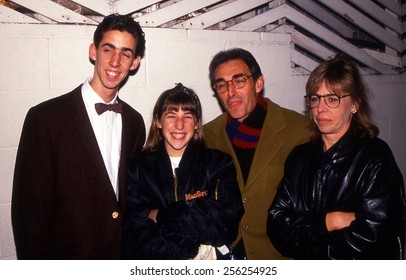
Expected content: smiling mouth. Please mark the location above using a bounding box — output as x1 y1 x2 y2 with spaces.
106 70 120 78
171 133 186 139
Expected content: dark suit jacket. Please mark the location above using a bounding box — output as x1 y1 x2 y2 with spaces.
12 85 146 259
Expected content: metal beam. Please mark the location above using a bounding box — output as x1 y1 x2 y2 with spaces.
285 4 397 74
226 3 285 31
278 25 336 60
403 2 406 17
0 4 40 23
290 0 354 37
272 25 378 74
9 0 97 24
114 0 161 15
374 0 402 17
291 50 319 73
133 0 224 27
318 0 403 52
172 0 270 29
71 0 113 16
228 4 396 74
362 48 402 68
347 0 401 34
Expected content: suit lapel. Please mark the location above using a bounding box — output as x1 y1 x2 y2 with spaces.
71 87 117 198
244 100 285 191
213 115 246 191
118 100 130 205
207 101 287 193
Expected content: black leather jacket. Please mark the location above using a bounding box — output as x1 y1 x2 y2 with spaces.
123 141 244 259
267 126 406 259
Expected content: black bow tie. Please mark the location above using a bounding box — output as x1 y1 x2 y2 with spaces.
95 103 123 115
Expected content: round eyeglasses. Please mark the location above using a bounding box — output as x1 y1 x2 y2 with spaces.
304 93 350 108
213 74 252 94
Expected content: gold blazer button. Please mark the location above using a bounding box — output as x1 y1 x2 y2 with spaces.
112 212 119 219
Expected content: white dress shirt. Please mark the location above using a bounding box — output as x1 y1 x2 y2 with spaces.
81 78 122 199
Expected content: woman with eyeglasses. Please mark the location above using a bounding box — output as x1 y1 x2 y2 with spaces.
267 53 406 259
123 83 244 260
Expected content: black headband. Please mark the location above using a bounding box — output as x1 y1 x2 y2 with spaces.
175 83 201 119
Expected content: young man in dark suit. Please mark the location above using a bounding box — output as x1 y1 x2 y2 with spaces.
12 14 146 259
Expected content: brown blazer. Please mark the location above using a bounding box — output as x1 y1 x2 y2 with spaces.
203 98 309 259
11 85 145 259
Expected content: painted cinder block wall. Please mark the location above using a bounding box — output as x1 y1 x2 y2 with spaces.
0 23 405 259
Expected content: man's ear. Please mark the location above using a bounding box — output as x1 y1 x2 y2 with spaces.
89 43 96 62
255 75 265 94
130 55 141 71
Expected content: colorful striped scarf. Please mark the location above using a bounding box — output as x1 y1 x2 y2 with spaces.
226 94 267 149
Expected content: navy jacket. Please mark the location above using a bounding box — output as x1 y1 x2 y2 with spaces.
123 141 244 259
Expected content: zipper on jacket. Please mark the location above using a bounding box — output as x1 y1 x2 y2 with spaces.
173 169 179 202
316 169 322 211
214 179 220 200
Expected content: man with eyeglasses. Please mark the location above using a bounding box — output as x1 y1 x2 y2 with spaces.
203 48 308 260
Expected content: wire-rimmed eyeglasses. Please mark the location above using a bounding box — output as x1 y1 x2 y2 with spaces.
304 93 351 108
213 74 252 94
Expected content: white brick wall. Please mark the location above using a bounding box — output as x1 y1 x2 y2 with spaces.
1 23 405 259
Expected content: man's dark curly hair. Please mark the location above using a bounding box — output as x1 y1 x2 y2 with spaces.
93 13 146 58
